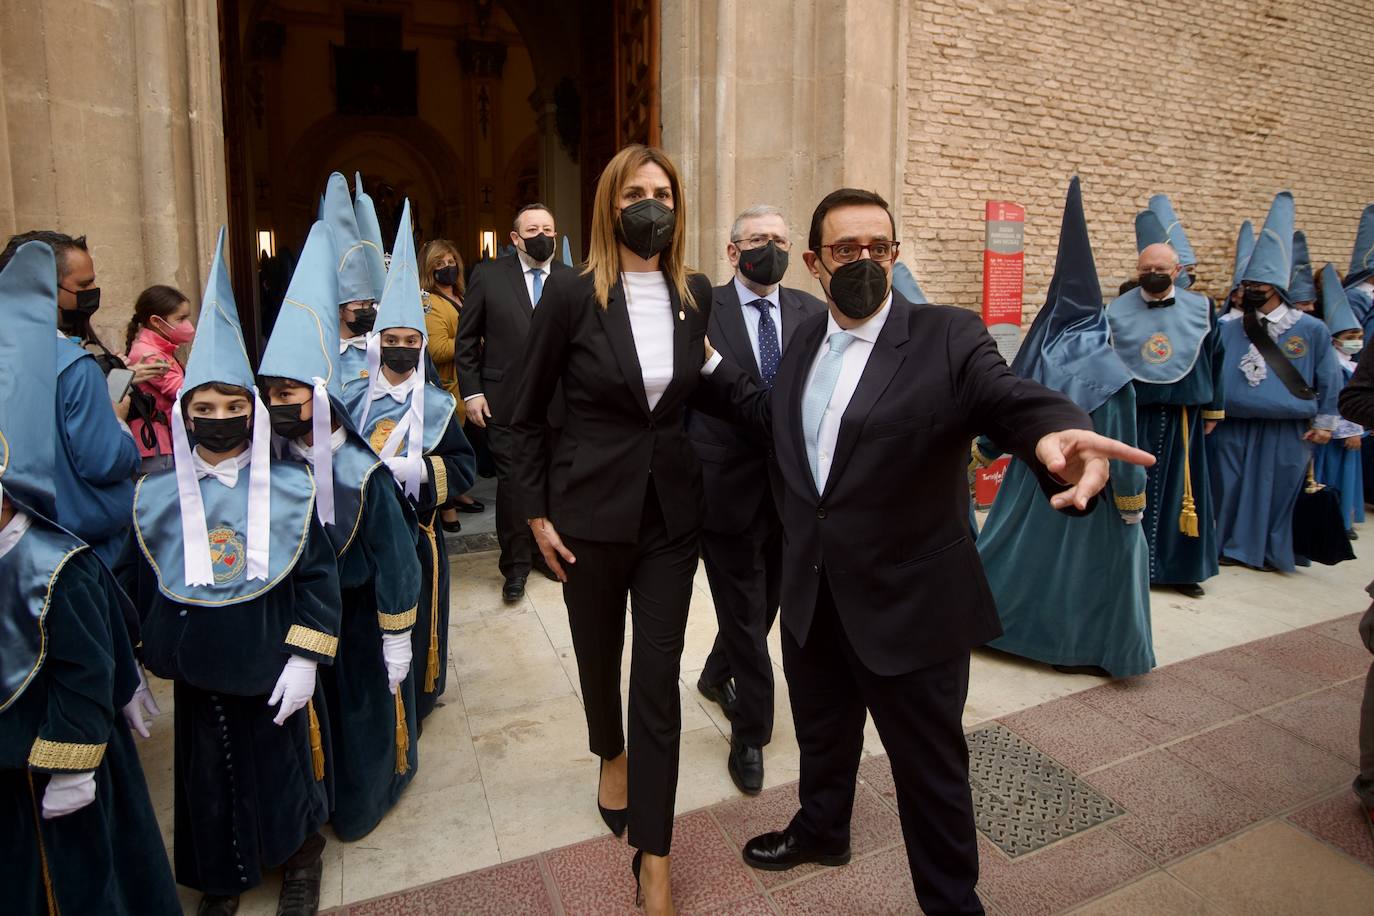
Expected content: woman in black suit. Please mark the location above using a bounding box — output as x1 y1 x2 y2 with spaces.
509 144 712 914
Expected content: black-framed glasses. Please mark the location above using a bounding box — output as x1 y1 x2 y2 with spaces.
817 241 899 264
731 234 791 251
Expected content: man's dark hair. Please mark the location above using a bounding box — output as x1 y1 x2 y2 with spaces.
512 202 555 233
808 189 894 251
0 230 89 279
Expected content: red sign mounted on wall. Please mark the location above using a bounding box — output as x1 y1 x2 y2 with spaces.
974 201 1026 510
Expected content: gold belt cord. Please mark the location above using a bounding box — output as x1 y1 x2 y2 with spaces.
307 700 325 781
1179 405 1200 537
420 520 441 693
394 691 410 775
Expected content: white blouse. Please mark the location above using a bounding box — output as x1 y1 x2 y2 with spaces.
622 272 675 410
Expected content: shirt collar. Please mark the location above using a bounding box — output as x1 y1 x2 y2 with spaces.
824 294 892 345
734 276 780 310
517 248 555 272
192 447 253 488
372 369 420 402
137 326 180 355
1143 284 1177 304
340 334 368 355
289 425 348 463
1263 303 1294 323
0 510 32 562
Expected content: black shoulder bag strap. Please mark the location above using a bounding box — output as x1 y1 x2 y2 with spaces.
1242 309 1315 400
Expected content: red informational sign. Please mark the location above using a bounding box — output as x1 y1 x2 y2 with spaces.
975 201 1026 508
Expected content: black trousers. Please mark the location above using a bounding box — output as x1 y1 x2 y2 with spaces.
560 479 698 856
784 581 984 916
699 496 781 746
485 421 536 579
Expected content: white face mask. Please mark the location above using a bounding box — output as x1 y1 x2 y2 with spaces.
1338 339 1364 355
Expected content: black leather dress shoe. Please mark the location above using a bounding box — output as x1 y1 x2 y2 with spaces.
197 895 239 916
277 860 322 916
502 575 527 602
1173 583 1205 598
729 740 763 795
742 830 850 871
456 498 485 513
697 675 738 719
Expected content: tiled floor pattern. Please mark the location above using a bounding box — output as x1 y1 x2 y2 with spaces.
321 614 1374 915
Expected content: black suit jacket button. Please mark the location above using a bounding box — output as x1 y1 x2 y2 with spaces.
811 563 821 574
816 508 827 519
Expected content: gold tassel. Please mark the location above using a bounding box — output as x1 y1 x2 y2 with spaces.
1178 405 1200 538
394 691 410 775
421 520 441 693
307 700 325 781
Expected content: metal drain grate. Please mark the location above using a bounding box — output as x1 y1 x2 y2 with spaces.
967 723 1124 857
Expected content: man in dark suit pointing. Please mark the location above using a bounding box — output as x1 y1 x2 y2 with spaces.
699 189 1154 915
689 205 825 795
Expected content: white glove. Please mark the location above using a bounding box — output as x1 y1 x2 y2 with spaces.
122 667 160 739
1121 511 1143 526
41 771 97 819
268 656 318 726
381 632 413 695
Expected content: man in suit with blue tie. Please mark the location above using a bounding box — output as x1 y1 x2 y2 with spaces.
700 188 1154 914
689 205 825 796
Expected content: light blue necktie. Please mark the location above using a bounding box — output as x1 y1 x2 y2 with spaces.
802 331 856 489
531 268 545 305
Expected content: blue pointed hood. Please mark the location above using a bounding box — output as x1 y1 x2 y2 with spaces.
183 228 255 393
890 260 929 305
1289 230 1316 303
0 242 59 519
353 173 389 301
1348 285 1374 328
1010 177 1133 414
1134 210 1169 252
374 199 425 336
1347 203 1374 288
259 221 343 398
1239 191 1295 297
323 172 374 305
1229 220 1255 294
1320 263 1360 335
1147 194 1196 267
561 235 574 267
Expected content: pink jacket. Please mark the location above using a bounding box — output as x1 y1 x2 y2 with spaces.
126 327 185 458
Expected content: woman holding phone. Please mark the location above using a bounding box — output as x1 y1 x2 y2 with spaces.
124 285 193 473
509 145 713 915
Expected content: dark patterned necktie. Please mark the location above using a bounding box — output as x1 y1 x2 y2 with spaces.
751 299 780 388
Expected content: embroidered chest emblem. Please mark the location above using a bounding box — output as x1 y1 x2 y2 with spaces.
1141 333 1173 365
1283 336 1307 359
369 417 403 453
207 527 246 584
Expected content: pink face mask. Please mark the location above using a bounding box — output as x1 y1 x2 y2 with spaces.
156 316 196 345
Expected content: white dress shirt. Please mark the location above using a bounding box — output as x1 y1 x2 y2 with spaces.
340 334 368 356
802 296 892 490
0 510 33 561
623 271 676 411
734 277 782 370
371 368 421 403
517 248 556 305
289 426 348 463
192 447 253 488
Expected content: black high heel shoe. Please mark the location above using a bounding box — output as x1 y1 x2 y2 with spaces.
598 758 628 838
631 849 644 907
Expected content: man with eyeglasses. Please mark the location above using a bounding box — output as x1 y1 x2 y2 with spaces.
698 188 1153 914
689 205 824 795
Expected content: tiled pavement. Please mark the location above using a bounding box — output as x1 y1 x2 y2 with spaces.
134 507 1374 914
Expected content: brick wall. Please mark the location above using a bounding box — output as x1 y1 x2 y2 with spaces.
900 0 1374 320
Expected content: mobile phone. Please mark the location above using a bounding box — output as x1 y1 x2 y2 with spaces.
106 367 134 403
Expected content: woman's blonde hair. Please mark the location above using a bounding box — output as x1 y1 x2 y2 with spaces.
420 239 465 299
585 144 695 310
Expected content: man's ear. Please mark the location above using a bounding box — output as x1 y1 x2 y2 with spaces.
802 250 821 280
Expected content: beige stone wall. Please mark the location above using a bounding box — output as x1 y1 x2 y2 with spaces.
0 0 226 351
900 0 1374 319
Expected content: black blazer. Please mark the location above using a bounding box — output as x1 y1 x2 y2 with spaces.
687 281 825 534
454 253 575 425
699 294 1092 676
509 269 715 544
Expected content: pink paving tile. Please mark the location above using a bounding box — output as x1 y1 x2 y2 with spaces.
1163 645 1328 713
975 828 1154 916
1258 684 1363 766
1073 671 1246 744
769 845 920 915
712 780 903 889
1303 612 1370 651
1236 628 1372 684
1085 748 1267 864
1287 792 1374 870
544 810 760 915
345 857 554 915
998 695 1153 773
1168 717 1356 811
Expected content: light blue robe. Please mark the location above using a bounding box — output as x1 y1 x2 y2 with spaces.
1313 357 1365 531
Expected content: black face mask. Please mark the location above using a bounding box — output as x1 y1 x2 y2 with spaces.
824 258 890 320
521 233 556 263
57 287 100 333
381 345 422 374
191 415 252 453
268 403 313 440
737 241 789 286
1241 287 1271 311
617 199 676 260
434 265 459 287
345 304 377 335
1139 271 1173 296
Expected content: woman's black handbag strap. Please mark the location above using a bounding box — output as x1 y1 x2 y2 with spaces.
1242 309 1316 400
